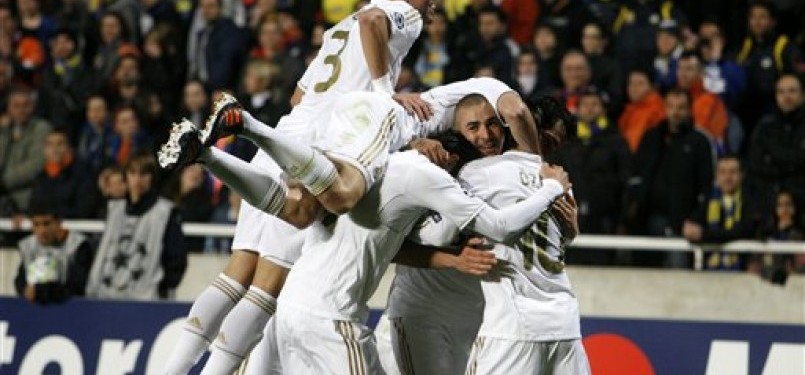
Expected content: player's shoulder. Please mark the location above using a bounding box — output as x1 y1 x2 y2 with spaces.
459 152 540 177
369 0 421 31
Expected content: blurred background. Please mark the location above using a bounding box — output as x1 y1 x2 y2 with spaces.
0 0 803 374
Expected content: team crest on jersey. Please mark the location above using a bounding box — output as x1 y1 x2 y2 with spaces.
392 12 405 30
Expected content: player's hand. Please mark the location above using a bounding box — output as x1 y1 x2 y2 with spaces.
451 237 497 276
552 195 579 240
408 138 454 167
393 93 433 122
540 164 571 193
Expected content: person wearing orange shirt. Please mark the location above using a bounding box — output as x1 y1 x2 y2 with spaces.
619 70 666 152
676 51 729 147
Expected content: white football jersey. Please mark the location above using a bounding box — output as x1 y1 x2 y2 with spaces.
297 0 422 103
461 151 580 341
278 151 486 322
278 150 563 323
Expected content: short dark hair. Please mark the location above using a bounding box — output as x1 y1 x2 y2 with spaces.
28 199 60 219
125 153 157 176
665 87 692 105
629 69 655 85
478 5 506 23
749 1 778 20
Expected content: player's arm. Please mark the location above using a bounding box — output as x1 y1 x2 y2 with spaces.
358 8 393 93
393 239 496 276
497 91 540 154
411 163 570 244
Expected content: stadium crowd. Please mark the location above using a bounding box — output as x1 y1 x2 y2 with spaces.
2 0 805 293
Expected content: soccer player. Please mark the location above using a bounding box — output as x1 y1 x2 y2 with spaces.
391 98 590 375
271 136 571 374
162 1 430 374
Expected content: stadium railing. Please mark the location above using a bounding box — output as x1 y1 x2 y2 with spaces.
2 218 803 271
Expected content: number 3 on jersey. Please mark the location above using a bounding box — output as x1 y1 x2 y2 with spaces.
314 30 350 93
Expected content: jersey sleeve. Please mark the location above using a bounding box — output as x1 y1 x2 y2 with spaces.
416 78 515 137
457 162 565 243
407 212 462 247
372 1 423 60
405 162 487 231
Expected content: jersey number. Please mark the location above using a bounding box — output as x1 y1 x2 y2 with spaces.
314 30 350 93
515 212 565 273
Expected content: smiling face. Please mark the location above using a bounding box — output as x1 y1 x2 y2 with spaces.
454 97 504 156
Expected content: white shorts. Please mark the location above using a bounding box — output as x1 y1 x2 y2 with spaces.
313 92 400 190
390 315 480 375
275 305 383 375
230 150 305 267
374 312 401 375
466 337 590 375
241 317 281 375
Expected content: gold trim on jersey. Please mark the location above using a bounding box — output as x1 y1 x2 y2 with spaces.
212 277 243 304
337 321 366 375
357 109 396 167
391 318 416 375
468 337 485 375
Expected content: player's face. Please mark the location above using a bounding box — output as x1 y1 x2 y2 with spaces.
455 102 504 156
31 215 61 246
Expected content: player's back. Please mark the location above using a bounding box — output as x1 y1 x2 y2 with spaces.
297 0 422 107
278 151 451 322
459 151 580 341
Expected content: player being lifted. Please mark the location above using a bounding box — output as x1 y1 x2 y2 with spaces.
162 1 431 374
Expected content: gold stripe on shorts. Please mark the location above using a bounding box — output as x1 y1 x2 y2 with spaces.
337 321 365 375
356 109 395 167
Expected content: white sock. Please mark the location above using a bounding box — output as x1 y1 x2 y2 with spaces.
163 274 246 375
241 111 337 195
200 286 277 375
199 148 288 215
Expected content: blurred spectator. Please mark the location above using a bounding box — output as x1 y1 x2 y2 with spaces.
141 24 184 113
683 155 760 270
414 8 449 88
532 24 561 88
619 70 666 152
98 166 128 201
14 202 93 305
248 0 279 29
0 59 13 110
558 50 592 114
92 11 138 84
628 89 714 267
450 0 490 69
675 51 729 147
0 89 52 215
29 130 98 219
77 95 114 176
459 5 516 85
106 55 151 116
549 90 631 264
513 49 552 105
751 190 804 284
186 0 247 91
276 8 305 57
653 19 684 92
39 29 94 134
396 65 427 93
612 0 688 74
86 154 187 300
16 0 57 49
239 58 287 127
53 0 92 44
748 74 805 216
109 106 151 167
250 15 304 95
164 164 213 251
499 0 537 46
205 189 241 253
537 0 594 49
581 22 623 115
735 1 803 134
697 20 747 108
181 79 210 128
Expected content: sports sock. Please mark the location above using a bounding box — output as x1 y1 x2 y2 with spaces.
200 286 277 375
163 273 246 375
240 111 337 195
199 148 287 215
